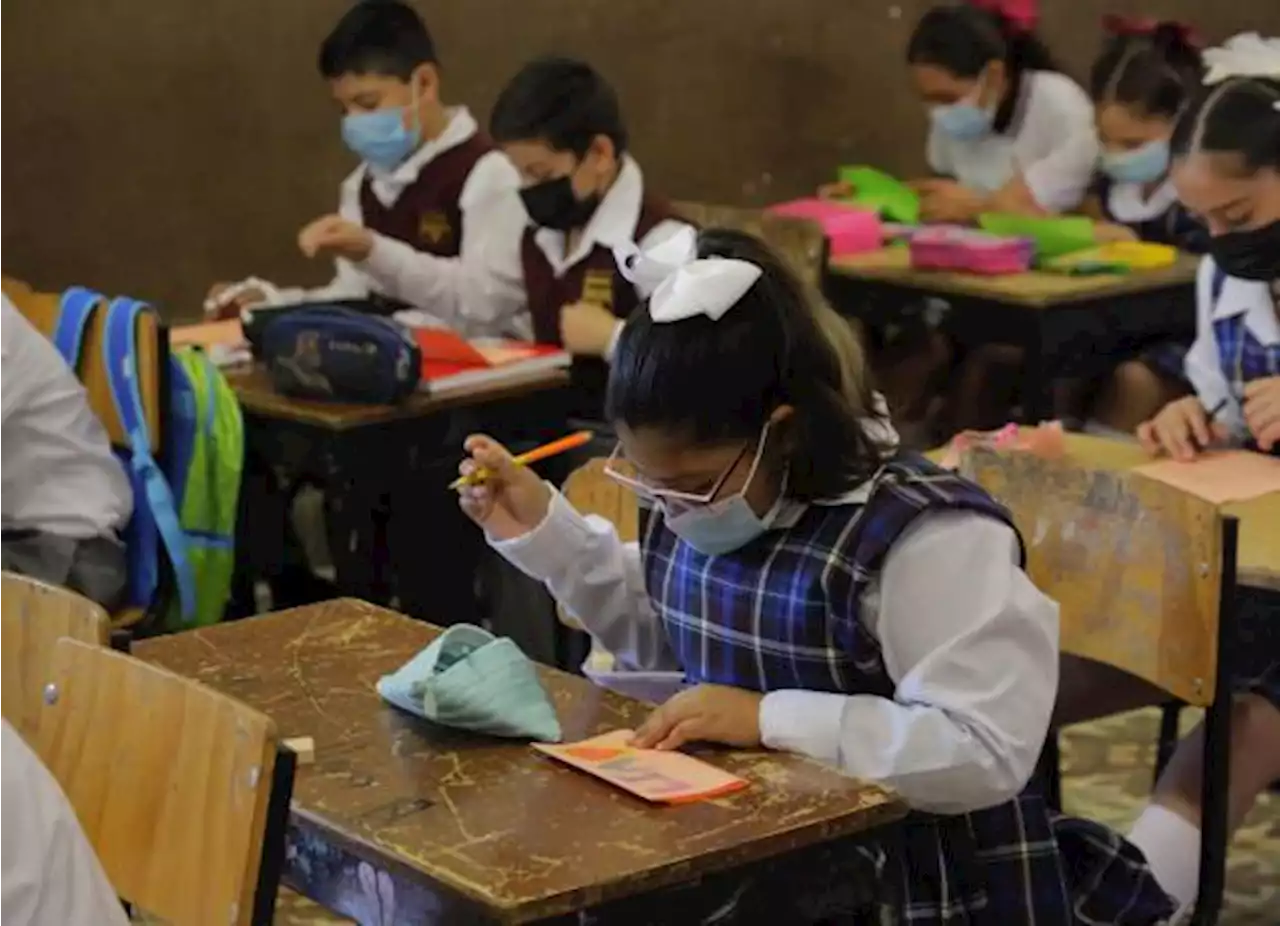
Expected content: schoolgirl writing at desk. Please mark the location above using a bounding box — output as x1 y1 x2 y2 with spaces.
457 228 1175 923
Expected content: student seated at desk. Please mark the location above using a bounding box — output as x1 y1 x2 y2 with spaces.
458 229 1175 924
206 0 524 331
1112 53 1280 919
1 296 131 608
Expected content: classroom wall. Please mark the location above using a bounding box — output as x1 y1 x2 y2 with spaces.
3 0 1277 319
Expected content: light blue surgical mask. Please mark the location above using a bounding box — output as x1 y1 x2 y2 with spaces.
341 91 421 172
1099 139 1170 185
930 79 995 141
662 425 786 557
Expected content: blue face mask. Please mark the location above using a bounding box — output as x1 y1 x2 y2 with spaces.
661 425 786 557
1099 139 1170 185
341 95 421 172
931 100 994 141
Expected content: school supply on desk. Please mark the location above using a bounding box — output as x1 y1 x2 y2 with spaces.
939 421 1067 470
414 328 571 397
534 730 749 804
978 213 1097 260
1134 450 1280 504
241 296 406 354
581 668 690 705
908 226 1035 274
259 306 422 404
766 199 882 256
377 624 563 742
170 318 252 368
836 166 921 225
1043 241 1179 275
449 430 594 490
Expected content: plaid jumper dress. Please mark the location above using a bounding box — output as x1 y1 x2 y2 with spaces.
638 455 1175 925
1213 290 1280 709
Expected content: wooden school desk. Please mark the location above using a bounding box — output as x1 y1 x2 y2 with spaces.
827 248 1200 423
228 365 569 607
137 601 906 925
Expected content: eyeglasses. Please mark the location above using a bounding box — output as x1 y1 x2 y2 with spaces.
602 440 753 507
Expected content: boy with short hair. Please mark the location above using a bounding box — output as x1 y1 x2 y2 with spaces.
1 296 132 608
207 0 525 335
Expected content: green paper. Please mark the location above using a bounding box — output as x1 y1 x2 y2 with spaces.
977 213 1097 259
837 165 921 225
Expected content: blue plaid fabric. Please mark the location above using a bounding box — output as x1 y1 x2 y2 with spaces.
1214 313 1280 395
641 454 1175 924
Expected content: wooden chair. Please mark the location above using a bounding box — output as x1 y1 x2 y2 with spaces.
34 637 295 926
960 448 1238 926
558 458 641 673
4 278 169 633
1 571 110 742
673 201 829 290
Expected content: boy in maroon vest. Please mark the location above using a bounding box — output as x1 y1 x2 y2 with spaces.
206 1 525 333
488 57 694 419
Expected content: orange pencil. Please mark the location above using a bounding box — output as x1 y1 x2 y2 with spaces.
450 430 595 490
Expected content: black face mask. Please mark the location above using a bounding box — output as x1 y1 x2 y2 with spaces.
1208 219 1280 282
520 175 600 232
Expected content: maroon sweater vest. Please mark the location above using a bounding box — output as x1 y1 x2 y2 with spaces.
518 191 681 420
358 132 495 258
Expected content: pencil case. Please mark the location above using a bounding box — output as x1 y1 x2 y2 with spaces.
766 199 883 256
908 226 1034 275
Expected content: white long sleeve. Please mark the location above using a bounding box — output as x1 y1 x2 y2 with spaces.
491 489 679 672
759 511 1058 814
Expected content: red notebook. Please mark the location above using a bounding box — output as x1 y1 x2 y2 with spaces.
413 328 571 396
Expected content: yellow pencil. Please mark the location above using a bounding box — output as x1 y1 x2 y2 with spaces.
450 430 595 490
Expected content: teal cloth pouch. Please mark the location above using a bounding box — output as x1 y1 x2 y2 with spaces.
376 624 563 742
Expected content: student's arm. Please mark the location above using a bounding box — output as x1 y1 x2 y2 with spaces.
357 152 530 338
1184 258 1246 437
759 511 1057 814
2 723 130 926
490 488 681 672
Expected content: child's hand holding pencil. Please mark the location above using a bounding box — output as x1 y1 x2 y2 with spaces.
455 432 592 541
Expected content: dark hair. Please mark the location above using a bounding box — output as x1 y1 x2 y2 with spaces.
318 0 437 81
1090 24 1202 118
906 4 1056 79
1171 77 1280 173
606 229 888 501
489 57 628 157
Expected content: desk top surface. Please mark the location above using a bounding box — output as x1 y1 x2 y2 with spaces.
136 602 903 921
227 365 569 431
830 248 1199 308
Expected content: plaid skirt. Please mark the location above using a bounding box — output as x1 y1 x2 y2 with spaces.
1233 586 1280 710
577 792 1174 925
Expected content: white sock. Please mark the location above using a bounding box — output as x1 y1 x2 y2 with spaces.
1127 804 1202 910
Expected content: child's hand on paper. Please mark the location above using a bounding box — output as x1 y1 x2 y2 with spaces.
1093 222 1139 244
1243 376 1280 451
915 180 984 224
298 214 375 262
559 301 621 358
631 684 763 751
456 435 552 541
1137 396 1228 461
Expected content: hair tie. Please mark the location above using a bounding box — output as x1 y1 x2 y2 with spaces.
1103 16 1202 49
969 0 1038 33
1202 32 1280 85
613 227 763 324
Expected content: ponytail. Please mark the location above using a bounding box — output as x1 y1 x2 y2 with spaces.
907 3 1056 80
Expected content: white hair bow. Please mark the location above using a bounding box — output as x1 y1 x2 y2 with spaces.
614 226 763 324
1202 33 1280 86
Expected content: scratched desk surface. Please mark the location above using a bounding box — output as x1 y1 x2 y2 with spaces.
136 602 903 922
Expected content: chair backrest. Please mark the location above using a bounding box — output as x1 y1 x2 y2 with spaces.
1 572 110 741
673 201 829 290
3 279 163 452
961 448 1227 707
36 637 283 926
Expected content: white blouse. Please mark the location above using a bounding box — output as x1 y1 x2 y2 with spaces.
490 483 1060 814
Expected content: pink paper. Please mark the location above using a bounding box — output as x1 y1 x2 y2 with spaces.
1134 450 1280 504
939 421 1066 469
767 199 882 256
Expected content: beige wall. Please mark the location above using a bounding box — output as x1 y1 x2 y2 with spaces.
3 1 1276 318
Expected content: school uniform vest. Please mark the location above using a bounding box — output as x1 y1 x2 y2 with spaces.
641 454 1175 924
1095 175 1207 254
1212 277 1280 457
358 133 495 258
519 192 680 420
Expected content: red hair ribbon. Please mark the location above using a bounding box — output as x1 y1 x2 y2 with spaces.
969 0 1039 33
1101 14 1202 48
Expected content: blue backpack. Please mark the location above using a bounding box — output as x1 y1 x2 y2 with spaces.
53 289 244 628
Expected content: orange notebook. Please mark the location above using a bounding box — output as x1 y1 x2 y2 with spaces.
413 328 570 396
534 730 749 804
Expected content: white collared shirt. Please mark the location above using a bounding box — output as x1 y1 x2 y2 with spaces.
927 70 1099 213
488 441 1059 815
1184 256 1280 441
1105 177 1180 225
2 721 130 926
1 297 132 539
